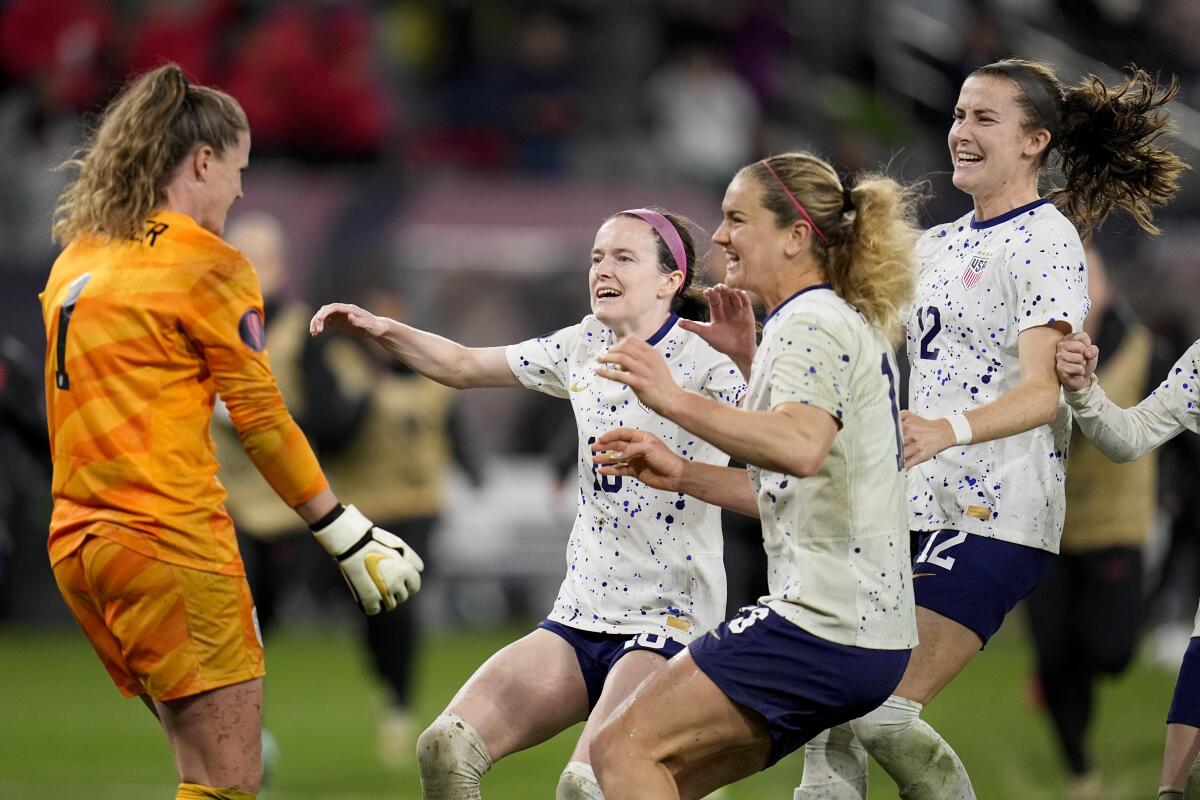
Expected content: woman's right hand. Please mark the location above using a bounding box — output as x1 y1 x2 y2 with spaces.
677 284 757 372
310 303 387 339
591 428 687 493
1055 331 1099 391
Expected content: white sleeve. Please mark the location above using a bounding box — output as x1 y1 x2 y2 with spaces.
504 324 579 398
767 312 851 425
702 354 748 408
1065 377 1189 463
1011 223 1089 334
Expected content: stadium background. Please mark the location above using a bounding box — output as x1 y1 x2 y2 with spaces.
1 1 1200 797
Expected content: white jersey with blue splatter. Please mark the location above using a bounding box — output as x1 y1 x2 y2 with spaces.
506 313 747 643
748 286 916 650
906 199 1089 552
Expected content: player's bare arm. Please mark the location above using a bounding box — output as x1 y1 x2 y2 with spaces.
592 428 759 517
597 336 836 478
311 302 519 389
902 323 1065 468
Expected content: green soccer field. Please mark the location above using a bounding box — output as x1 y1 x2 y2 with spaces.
0 621 1176 799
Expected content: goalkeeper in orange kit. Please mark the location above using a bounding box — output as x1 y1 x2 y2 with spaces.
40 63 423 800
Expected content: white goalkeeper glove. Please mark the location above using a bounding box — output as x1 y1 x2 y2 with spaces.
310 504 424 614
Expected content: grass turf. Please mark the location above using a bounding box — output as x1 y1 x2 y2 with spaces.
0 621 1175 799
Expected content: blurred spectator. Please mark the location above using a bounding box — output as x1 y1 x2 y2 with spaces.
306 282 482 766
0 335 50 617
645 42 760 188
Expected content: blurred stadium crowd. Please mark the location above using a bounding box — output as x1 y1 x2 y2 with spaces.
4 0 1200 782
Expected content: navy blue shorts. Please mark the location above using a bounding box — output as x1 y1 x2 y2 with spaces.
538 619 685 710
1168 637 1200 727
688 605 910 768
912 529 1053 645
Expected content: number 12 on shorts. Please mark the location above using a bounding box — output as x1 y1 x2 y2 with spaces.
915 530 968 570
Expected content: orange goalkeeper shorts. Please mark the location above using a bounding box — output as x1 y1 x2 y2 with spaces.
53 534 265 701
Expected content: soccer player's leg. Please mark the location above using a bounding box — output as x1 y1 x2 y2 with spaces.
55 535 268 793
418 626 590 799
155 678 264 797
589 648 772 799
848 606 978 800
793 725 868 800
557 633 684 799
1162 629 1200 798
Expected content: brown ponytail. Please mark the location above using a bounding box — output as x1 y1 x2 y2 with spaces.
973 59 1188 240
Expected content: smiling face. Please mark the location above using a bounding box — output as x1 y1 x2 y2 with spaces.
195 130 250 236
589 216 680 335
711 171 791 298
949 75 1048 217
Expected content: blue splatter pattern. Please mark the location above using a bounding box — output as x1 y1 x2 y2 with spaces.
906 200 1089 552
505 314 747 643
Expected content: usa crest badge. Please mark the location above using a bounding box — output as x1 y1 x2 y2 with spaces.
962 251 991 290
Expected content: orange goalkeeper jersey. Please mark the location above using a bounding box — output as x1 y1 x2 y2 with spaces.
40 210 328 575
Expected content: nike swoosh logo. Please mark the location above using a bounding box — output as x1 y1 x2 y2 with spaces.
570 380 588 392
913 572 936 578
364 552 391 596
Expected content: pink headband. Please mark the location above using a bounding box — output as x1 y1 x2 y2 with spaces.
619 208 688 285
759 159 827 244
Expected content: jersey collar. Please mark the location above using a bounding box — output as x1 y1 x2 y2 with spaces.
646 313 680 346
764 283 833 325
970 198 1051 230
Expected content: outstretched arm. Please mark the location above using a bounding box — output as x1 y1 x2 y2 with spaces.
310 303 518 389
1057 332 1189 462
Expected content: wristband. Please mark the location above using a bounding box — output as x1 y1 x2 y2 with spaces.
946 412 973 446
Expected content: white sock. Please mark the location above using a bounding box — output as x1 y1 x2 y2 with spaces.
417 713 493 800
1161 788 1183 799
557 761 604 800
794 725 867 799
850 695 975 800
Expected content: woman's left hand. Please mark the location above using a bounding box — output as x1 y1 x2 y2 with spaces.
901 410 955 469
596 336 684 416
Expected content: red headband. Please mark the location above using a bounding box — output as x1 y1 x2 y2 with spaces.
759 159 828 244
619 208 688 285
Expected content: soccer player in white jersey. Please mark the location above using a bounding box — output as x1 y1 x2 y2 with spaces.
584 151 923 799
793 59 1186 799
1058 332 1200 799
309 208 746 800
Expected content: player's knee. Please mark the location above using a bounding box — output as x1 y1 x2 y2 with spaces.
589 719 634 784
417 713 493 790
849 695 923 758
556 761 604 800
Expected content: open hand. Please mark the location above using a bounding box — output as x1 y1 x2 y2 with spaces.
677 284 757 373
